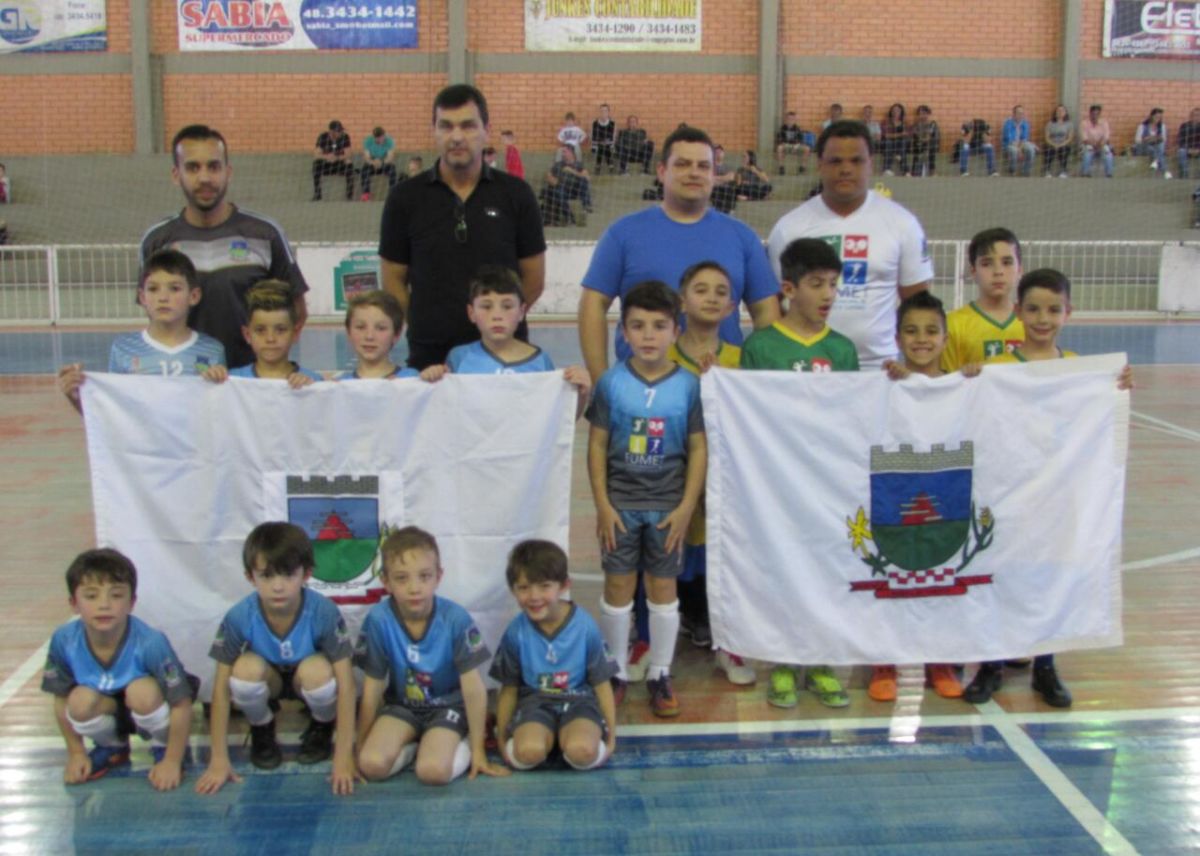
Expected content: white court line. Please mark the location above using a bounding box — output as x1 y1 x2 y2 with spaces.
572 573 604 584
1122 546 1200 572
978 700 1139 855
1131 410 1200 442
0 641 47 709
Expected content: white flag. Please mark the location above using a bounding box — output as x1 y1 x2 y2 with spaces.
81 373 576 695
702 354 1129 666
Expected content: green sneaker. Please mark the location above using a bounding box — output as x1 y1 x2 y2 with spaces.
805 666 850 708
767 666 798 708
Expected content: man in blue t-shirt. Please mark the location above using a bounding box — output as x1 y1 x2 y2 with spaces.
577 125 780 385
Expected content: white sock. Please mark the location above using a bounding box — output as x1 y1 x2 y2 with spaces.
450 738 471 781
505 738 539 771
599 599 633 681
131 703 171 747
66 712 123 747
564 739 609 771
647 599 681 681
387 743 417 777
228 678 273 726
299 678 338 723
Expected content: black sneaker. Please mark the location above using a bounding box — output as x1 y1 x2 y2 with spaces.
297 718 334 765
248 720 283 769
1032 665 1073 708
963 665 1002 704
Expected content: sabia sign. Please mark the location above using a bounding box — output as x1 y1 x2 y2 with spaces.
180 1 294 33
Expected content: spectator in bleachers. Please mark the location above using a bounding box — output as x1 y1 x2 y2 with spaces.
1178 108 1200 179
557 112 588 163
735 150 773 200
592 104 617 174
1134 108 1170 178
959 116 997 176
616 115 655 175
406 155 424 179
880 103 909 176
1002 105 1038 176
1043 104 1074 178
312 120 355 201
542 145 593 225
861 105 882 153
908 105 941 177
360 126 398 201
710 145 738 213
775 111 810 175
500 130 525 180
821 103 844 131
1079 104 1114 178
0 162 8 203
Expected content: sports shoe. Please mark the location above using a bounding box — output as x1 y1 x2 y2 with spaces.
963 664 1002 704
625 640 651 682
1004 658 1032 669
867 665 897 702
86 741 131 780
960 171 970 177
716 650 755 685
681 616 712 648
646 675 680 718
611 677 627 707
989 171 1000 177
927 664 963 699
248 720 283 770
805 666 849 708
1164 171 1173 179
883 169 894 176
297 718 334 765
767 666 798 708
1032 665 1072 708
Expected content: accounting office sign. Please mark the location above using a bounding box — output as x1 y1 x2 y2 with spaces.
525 0 701 51
1103 0 1200 58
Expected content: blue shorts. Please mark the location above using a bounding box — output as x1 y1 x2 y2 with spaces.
602 508 683 579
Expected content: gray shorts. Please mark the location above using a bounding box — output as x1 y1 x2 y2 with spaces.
602 508 683 578
380 703 468 738
508 694 607 738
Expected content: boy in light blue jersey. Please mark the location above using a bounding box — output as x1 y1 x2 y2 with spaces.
204 281 322 386
336 290 418 380
587 280 706 718
355 527 508 785
196 523 359 796
57 249 225 412
420 266 591 411
492 540 618 771
42 549 195 790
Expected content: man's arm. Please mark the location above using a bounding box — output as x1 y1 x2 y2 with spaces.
578 288 615 382
381 259 410 316
518 253 545 310
899 281 930 300
747 295 781 330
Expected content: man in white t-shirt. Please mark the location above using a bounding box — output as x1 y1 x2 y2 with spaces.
767 120 933 369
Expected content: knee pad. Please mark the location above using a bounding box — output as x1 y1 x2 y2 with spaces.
299 679 338 717
131 702 170 737
505 738 540 771
66 711 116 739
563 739 609 771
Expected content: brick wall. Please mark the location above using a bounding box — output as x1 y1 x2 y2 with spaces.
1 76 134 154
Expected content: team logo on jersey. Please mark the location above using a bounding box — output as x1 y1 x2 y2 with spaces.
229 239 250 261
466 626 484 652
537 671 571 693
844 235 869 259
627 416 666 463
845 442 995 599
163 662 184 689
405 669 433 703
811 358 832 373
286 475 387 605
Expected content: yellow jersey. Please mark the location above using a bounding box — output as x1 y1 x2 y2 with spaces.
987 348 1077 364
942 302 1024 372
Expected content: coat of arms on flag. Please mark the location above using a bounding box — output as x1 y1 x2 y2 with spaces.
846 442 995 598
285 475 387 605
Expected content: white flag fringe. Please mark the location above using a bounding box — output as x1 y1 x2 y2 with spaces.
82 373 576 696
702 354 1129 666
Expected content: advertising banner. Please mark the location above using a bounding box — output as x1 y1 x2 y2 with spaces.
0 1 105 53
1104 0 1200 58
178 0 419 51
525 0 701 52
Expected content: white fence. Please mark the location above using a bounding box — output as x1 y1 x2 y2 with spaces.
0 240 1188 325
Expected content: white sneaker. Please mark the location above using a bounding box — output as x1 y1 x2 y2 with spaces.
716 650 756 685
1150 160 1159 170
883 169 894 176
1164 171 1173 180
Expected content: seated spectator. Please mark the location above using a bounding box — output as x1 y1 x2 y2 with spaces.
1179 108 1200 179
0 162 8 204
710 145 738 213
592 104 617 173
861 105 883 153
1002 105 1038 176
958 117 997 176
312 120 354 201
1043 104 1074 178
820 103 844 131
735 150 773 200
880 103 909 176
908 105 941 176
1079 104 1114 178
541 145 593 226
406 155 424 179
775 111 810 175
359 126 398 201
500 130 525 180
483 146 500 171
1193 184 1200 229
557 112 588 163
1134 108 1170 178
616 115 655 175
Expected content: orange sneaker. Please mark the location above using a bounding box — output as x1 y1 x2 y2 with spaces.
868 665 897 702
928 664 964 698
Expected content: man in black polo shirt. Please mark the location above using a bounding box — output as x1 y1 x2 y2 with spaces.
379 85 546 369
